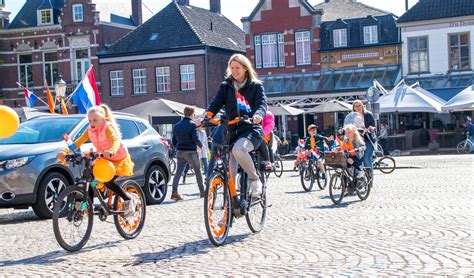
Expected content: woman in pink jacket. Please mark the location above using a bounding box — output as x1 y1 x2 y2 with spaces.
259 110 275 171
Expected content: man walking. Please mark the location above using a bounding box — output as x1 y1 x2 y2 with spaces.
170 106 205 201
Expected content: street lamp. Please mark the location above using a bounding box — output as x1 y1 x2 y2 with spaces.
55 75 67 114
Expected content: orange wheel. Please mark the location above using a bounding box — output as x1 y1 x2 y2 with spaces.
204 172 231 246
113 180 146 239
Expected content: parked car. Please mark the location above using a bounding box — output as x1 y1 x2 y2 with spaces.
0 113 170 218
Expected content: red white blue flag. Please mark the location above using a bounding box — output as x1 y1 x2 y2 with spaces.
70 66 101 114
332 138 341 150
21 86 38 108
236 91 251 113
311 148 321 160
323 140 330 152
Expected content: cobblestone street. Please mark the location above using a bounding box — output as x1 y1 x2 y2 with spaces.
0 155 473 276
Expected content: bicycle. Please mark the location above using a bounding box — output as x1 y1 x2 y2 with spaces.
264 150 284 179
169 146 177 175
203 115 268 246
457 132 473 154
52 152 146 252
326 150 372 204
373 152 396 174
299 150 328 192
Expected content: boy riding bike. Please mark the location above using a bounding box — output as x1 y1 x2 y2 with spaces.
305 124 333 179
203 54 266 198
57 104 137 217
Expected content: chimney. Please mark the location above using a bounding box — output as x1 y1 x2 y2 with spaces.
210 0 221 14
0 1 10 29
405 0 409 11
175 0 190 5
132 0 142 26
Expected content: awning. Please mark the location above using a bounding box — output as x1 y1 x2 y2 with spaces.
405 73 474 101
269 104 304 116
261 64 401 95
442 85 474 112
121 98 205 120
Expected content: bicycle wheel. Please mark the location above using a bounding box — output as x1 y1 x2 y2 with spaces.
356 170 371 200
246 171 267 233
457 141 470 154
378 156 396 174
169 159 176 175
329 172 345 204
114 180 146 240
204 171 232 246
300 162 314 192
316 167 328 190
273 156 283 178
52 185 93 252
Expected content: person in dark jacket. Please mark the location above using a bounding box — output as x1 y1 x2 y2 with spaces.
205 54 267 197
170 106 204 201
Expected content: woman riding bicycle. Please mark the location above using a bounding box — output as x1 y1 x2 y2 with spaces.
204 54 267 198
340 124 366 179
57 104 137 217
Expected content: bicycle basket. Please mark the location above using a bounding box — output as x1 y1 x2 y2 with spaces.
324 151 346 168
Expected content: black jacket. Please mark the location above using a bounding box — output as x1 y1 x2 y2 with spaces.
206 78 267 146
172 117 203 151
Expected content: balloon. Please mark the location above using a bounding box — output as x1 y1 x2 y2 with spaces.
93 159 115 182
0 105 20 139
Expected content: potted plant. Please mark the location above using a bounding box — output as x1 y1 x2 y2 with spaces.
428 128 439 151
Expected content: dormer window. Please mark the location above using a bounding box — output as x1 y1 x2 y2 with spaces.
73 4 84 22
363 25 378 44
333 29 347 47
38 9 53 25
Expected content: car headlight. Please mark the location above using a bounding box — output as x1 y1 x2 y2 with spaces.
4 156 33 170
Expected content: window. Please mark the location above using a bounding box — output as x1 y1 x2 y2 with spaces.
408 37 429 73
44 52 58 86
73 4 83 22
156 66 171 92
333 29 347 47
278 34 285 67
116 119 139 140
19 54 33 88
74 49 90 82
110 70 124 96
39 9 52 25
254 36 262 69
262 34 278 68
133 69 147 94
449 33 470 71
295 31 311 65
180 64 195 91
363 25 378 44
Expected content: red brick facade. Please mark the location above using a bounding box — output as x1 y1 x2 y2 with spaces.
0 0 137 109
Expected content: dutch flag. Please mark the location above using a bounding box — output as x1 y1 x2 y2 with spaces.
70 67 101 113
332 138 342 150
22 87 38 108
236 92 251 113
323 140 330 152
311 148 321 160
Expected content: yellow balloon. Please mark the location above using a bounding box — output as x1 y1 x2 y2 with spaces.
93 159 116 182
0 105 20 139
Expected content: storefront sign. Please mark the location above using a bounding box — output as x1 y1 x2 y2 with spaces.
450 20 474 27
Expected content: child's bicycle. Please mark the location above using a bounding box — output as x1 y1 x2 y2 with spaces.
325 149 372 204
299 150 328 192
202 115 268 246
52 151 146 252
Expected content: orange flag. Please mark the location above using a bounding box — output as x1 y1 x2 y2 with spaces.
60 98 68 115
45 81 56 114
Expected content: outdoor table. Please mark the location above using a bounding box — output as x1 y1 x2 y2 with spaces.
437 131 456 148
387 134 406 151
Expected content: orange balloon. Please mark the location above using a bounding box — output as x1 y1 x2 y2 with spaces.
93 159 115 182
0 105 20 139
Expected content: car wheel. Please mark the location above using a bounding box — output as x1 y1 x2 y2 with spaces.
32 172 69 219
144 165 168 205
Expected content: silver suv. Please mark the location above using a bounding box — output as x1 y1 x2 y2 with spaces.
0 113 170 218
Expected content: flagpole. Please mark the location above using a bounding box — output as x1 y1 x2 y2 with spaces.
65 64 94 105
16 82 49 107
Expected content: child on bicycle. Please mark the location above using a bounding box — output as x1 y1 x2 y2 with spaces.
57 104 136 217
294 139 306 170
341 124 366 179
305 124 333 179
258 110 275 171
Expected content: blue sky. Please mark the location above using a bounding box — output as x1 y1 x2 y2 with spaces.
5 0 416 28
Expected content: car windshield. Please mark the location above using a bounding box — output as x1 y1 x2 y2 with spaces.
0 117 82 144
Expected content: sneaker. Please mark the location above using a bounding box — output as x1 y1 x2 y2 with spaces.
356 170 365 179
171 192 183 202
122 195 137 218
249 179 262 198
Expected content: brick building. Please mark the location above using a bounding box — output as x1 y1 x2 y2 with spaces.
0 0 147 108
243 0 401 139
98 0 245 112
